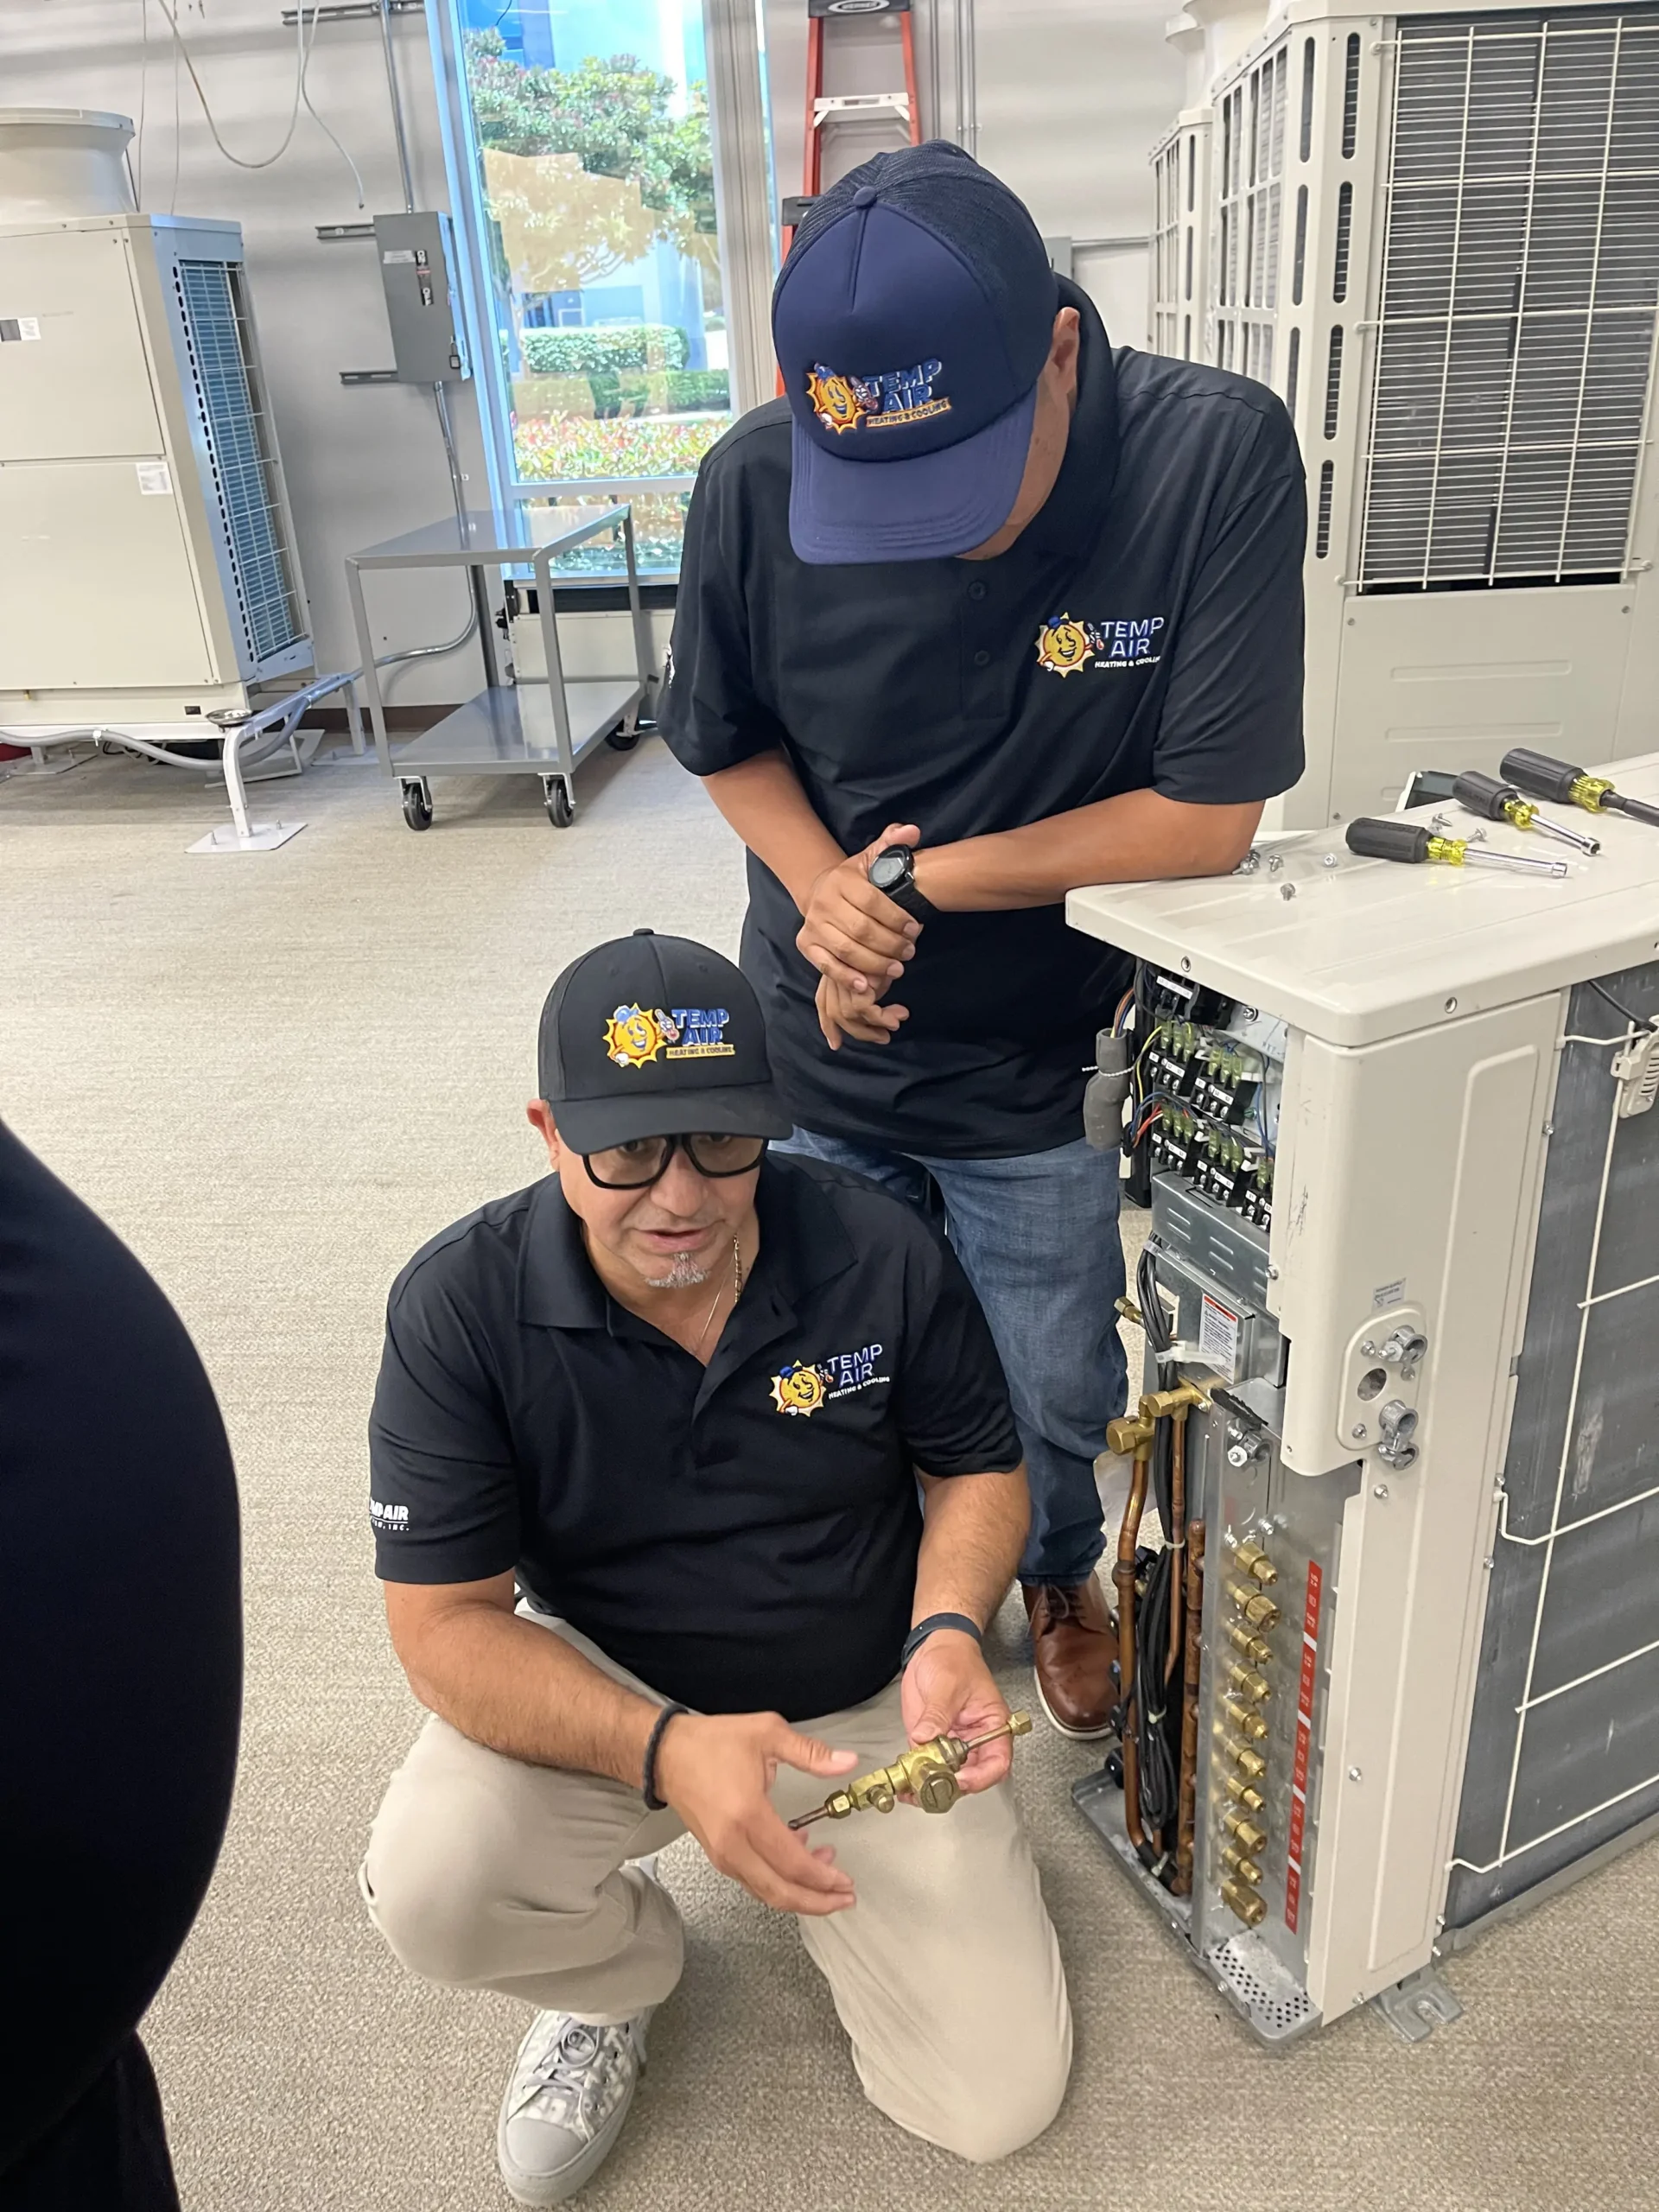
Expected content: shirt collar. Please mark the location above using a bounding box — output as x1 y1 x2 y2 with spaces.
515 1157 859 1334
1017 275 1121 562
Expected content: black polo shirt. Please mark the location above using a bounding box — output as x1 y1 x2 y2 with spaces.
660 278 1306 1158
368 1154 1020 1721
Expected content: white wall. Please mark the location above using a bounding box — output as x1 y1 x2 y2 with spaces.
5 0 491 703
762 0 1182 348
5 0 1186 706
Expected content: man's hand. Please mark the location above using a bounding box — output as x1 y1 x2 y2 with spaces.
797 820 923 994
816 973 910 1051
901 1631 1013 1796
655 1710 860 1916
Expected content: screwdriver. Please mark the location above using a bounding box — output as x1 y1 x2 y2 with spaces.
1500 748 1659 830
1452 771 1601 855
1344 818 1567 876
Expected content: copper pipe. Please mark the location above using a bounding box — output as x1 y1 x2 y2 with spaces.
1166 1409 1189 1692
1173 1519 1206 1898
1112 1437 1153 1857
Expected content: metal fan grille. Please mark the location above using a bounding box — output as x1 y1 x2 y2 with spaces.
1359 9 1659 592
1216 42 1288 385
175 259 303 663
1153 136 1185 359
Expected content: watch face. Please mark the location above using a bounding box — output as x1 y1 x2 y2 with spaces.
870 851 910 893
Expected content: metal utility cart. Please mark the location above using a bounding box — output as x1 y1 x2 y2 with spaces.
345 505 651 830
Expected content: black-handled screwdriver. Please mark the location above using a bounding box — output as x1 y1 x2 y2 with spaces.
1500 748 1659 830
1345 817 1567 876
1452 770 1600 855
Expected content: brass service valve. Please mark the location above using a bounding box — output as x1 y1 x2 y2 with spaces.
787 1713 1033 1830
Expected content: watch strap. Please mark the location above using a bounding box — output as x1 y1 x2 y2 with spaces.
900 1611 983 1672
641 1701 689 1811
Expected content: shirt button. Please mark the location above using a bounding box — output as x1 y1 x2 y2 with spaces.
968 581 987 601
973 648 991 667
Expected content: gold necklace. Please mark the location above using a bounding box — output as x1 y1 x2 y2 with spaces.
692 1236 745 1355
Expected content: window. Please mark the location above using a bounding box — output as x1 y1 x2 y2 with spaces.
440 1 741 575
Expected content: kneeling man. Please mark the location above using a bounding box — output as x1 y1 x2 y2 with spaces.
361 931 1071 2204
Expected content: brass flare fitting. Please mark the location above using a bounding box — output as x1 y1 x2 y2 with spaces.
1222 1695 1269 1741
1223 1809 1268 1853
1225 1621 1274 1665
1218 1732 1268 1779
1224 1771 1266 1812
1234 1539 1278 1586
1227 1580 1281 1629
1222 1842 1264 1887
1227 1664 1271 1704
1221 1878 1267 1927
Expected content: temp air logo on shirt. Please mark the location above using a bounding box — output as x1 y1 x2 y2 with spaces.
770 1343 888 1416
370 1498 410 1530
805 359 950 435
603 1004 736 1069
1034 613 1166 677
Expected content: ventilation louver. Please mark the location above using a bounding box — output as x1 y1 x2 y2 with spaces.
1216 45 1289 384
175 260 303 661
1359 10 1659 593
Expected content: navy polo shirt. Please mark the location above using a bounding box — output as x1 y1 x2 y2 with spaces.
368 1154 1020 1721
660 278 1306 1157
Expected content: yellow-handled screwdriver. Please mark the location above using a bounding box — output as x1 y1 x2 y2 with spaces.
1344 817 1567 877
1452 771 1600 855
1501 747 1659 830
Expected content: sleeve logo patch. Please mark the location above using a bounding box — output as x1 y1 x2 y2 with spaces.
604 1005 736 1068
1035 613 1166 676
770 1344 887 1415
806 358 950 435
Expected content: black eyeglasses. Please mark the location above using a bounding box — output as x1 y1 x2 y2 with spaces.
581 1132 770 1190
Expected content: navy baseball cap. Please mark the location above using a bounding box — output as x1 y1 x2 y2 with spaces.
772 140 1059 565
537 930 791 1154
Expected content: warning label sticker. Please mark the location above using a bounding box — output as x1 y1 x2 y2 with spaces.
1286 1558 1323 1935
1199 1293 1241 1376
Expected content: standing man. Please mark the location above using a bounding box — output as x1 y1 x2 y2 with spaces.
659 141 1304 1738
361 933 1070 2205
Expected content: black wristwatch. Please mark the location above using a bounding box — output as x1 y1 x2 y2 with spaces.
868 843 936 923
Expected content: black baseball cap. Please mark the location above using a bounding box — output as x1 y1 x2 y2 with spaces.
772 140 1059 565
537 931 792 1154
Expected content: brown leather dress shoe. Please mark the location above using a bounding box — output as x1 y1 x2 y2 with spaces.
1024 1576 1116 1739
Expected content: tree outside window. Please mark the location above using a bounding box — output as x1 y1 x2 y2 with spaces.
454 3 734 572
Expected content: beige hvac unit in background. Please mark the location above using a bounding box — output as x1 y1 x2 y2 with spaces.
1148 1 1659 828
0 109 311 726
1067 753 1659 2042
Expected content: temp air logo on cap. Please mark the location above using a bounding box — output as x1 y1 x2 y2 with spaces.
603 1004 736 1070
1034 613 1166 677
771 1360 827 1416
805 358 950 435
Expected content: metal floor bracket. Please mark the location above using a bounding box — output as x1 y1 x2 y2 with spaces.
1372 1966 1464 2044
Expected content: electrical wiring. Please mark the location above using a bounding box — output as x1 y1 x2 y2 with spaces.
149 0 365 202
1588 977 1654 1033
1128 1243 1181 1867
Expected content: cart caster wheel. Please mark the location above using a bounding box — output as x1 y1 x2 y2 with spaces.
545 780 575 829
605 723 641 752
402 784 433 831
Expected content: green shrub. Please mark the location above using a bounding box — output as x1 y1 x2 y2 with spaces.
665 369 728 410
520 323 689 375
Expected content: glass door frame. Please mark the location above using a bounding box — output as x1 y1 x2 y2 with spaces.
423 0 777 538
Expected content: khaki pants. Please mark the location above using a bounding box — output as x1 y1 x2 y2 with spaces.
361 1614 1072 2164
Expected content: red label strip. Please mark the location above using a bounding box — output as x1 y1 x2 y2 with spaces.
1286 1559 1323 1933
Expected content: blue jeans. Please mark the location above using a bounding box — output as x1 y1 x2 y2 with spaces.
779 1129 1128 1586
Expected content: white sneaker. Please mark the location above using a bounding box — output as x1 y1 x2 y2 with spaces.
496 2006 650 2205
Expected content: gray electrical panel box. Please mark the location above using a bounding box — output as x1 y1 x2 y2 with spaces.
372 211 468 384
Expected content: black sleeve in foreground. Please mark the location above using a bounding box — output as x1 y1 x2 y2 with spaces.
0 1122 240 2177
1153 410 1307 808
368 1273 522 1585
657 447 791 778
893 1232 1023 1478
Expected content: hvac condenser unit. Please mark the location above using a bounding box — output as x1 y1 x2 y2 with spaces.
1148 3 1659 828
0 110 310 724
1065 754 1659 2041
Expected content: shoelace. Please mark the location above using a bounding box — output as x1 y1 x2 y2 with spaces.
515 2022 628 2138
1039 1584 1097 1630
